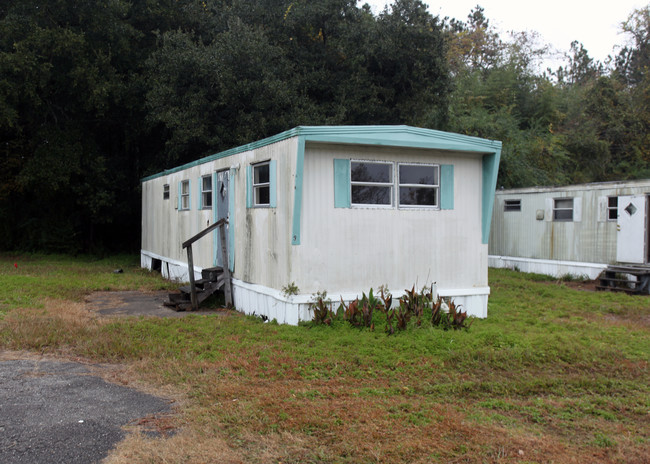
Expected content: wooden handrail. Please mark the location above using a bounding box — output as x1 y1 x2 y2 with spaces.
183 219 232 310
182 218 227 249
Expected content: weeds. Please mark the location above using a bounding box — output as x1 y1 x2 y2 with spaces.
281 281 299 297
309 291 333 325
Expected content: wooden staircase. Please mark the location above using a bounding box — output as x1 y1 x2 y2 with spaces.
164 218 233 311
164 267 227 311
596 265 650 294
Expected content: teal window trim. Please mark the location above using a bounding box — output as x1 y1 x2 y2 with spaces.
440 164 454 210
333 158 351 208
246 165 253 208
269 160 277 208
200 174 212 210
291 137 306 245
212 171 218 267
212 172 218 220
247 160 276 208
198 177 203 210
177 181 182 210
228 167 236 272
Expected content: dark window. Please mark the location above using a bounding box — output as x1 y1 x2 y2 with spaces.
608 196 618 221
253 162 270 206
553 198 573 221
504 199 521 211
201 175 212 209
398 164 439 208
351 161 393 206
163 184 170 200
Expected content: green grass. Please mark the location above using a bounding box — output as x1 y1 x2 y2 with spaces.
0 253 176 312
0 255 648 463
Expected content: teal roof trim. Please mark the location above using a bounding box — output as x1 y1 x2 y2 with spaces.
481 149 501 244
141 126 501 183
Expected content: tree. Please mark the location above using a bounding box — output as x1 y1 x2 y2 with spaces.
0 0 165 251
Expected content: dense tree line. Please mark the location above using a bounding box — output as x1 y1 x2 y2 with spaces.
1 1 648 252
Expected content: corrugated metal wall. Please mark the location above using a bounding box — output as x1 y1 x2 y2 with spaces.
489 181 650 264
294 143 486 294
142 138 491 296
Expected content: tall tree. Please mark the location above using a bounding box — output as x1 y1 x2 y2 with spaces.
0 0 166 251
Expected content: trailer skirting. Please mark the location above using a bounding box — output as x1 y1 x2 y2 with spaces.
488 255 607 280
141 250 489 324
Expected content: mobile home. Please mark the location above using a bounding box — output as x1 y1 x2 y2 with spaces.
489 180 650 279
141 126 502 324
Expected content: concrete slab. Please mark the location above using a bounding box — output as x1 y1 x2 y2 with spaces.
85 291 230 318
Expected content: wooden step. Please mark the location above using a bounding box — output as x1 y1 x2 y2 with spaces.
202 267 223 281
599 278 640 285
608 265 650 274
596 286 630 292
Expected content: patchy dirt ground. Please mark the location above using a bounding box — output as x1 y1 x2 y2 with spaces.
85 290 233 318
0 291 234 464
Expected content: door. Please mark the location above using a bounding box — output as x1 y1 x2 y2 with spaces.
616 195 647 264
214 170 230 267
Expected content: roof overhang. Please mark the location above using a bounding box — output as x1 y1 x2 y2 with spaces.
141 125 501 182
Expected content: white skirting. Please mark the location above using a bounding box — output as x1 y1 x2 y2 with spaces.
488 255 607 280
140 250 202 282
232 280 489 325
141 250 490 324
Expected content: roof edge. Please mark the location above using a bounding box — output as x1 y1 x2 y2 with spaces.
142 125 501 183
495 179 650 195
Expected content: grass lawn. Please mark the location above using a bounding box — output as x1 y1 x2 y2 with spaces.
1 254 648 463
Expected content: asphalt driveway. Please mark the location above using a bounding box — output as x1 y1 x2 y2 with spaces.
0 357 173 464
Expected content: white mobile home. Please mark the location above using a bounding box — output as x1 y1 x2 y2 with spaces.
141 126 502 324
489 180 650 279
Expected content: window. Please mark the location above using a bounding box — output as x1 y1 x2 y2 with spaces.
253 161 271 206
553 198 573 221
247 161 276 208
334 159 454 210
180 180 190 210
163 184 170 200
201 175 212 209
398 163 439 208
608 196 618 221
350 161 393 206
504 199 521 211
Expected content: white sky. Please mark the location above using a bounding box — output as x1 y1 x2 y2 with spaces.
365 0 647 69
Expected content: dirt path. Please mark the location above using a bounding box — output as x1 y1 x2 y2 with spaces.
85 290 231 318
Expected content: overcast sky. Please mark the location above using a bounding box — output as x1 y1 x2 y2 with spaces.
365 0 647 68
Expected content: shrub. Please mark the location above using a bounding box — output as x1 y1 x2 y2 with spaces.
310 291 334 325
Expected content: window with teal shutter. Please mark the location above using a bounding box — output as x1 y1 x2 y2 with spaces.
200 175 212 209
247 160 277 208
333 160 454 210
